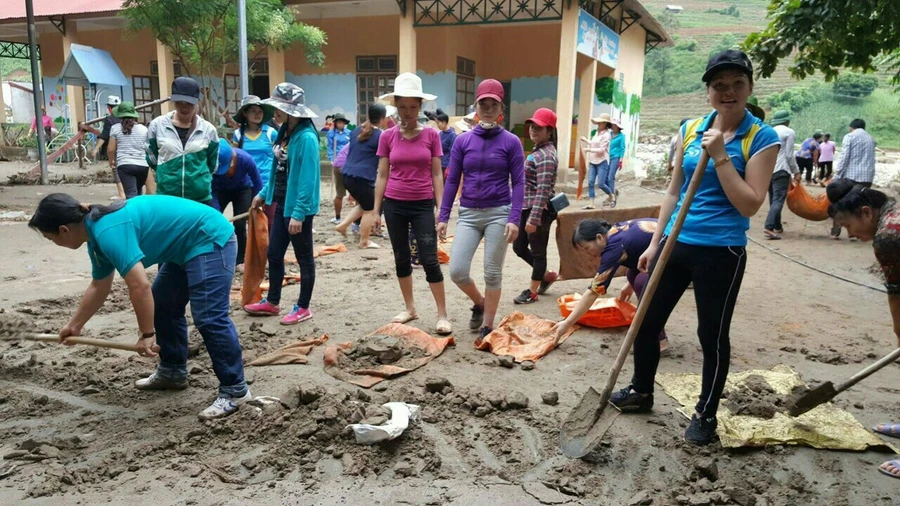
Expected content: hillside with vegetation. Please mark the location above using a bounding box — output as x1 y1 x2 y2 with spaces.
640 0 900 149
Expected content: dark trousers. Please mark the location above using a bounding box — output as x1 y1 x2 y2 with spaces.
266 205 316 309
117 164 149 199
214 187 253 265
513 208 555 281
152 237 247 398
383 197 443 283
631 240 747 418
626 268 667 342
831 180 872 237
818 161 833 181
796 157 815 182
764 171 790 232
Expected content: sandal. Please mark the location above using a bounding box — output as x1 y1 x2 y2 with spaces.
873 423 900 439
391 310 418 324
583 204 595 210
435 318 452 336
763 230 781 240
879 459 900 479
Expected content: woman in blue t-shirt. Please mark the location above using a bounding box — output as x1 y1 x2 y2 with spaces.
29 193 250 420
335 103 387 249
609 50 779 446
232 95 278 223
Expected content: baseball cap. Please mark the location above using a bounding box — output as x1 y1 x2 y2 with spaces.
525 108 557 128
106 95 121 107
171 76 201 105
216 139 233 176
702 49 753 84
476 79 504 103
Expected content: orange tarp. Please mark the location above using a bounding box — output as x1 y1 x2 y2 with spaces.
787 180 830 222
247 335 329 366
475 312 576 363
557 294 636 329
314 243 348 258
323 323 455 388
240 209 269 306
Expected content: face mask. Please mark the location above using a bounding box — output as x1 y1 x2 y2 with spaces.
479 121 498 130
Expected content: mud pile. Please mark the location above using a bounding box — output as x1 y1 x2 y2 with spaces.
722 375 785 419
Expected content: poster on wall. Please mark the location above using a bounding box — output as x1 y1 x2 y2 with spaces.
576 9 619 69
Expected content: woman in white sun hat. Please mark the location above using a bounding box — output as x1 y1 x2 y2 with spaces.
580 113 613 209
373 72 451 335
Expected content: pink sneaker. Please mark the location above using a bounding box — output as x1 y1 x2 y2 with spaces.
281 306 312 325
243 299 280 316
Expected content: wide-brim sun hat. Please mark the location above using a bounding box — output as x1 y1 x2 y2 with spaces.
609 117 623 130
233 95 275 124
262 83 318 119
112 101 139 120
591 113 612 125
378 72 436 106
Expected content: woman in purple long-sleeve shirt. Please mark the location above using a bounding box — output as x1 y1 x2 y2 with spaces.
437 79 525 341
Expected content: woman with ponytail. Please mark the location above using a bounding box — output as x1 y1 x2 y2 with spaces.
826 180 900 479
232 96 278 222
29 193 250 420
336 103 387 249
107 102 151 199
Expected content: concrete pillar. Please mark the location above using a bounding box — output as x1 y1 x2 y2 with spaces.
398 14 416 74
0 66 6 145
554 3 579 175
62 19 85 126
267 48 286 91
575 58 597 172
156 39 175 114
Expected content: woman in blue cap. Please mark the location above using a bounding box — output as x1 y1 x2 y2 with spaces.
212 139 263 270
29 193 251 420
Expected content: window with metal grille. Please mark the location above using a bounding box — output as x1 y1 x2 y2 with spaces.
223 74 241 116
356 56 397 125
456 56 475 117
150 60 183 77
132 75 159 123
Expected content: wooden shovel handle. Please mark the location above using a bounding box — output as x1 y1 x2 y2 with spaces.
229 211 250 223
835 346 900 394
34 334 139 353
598 150 710 404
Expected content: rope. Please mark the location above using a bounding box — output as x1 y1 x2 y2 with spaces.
632 183 887 294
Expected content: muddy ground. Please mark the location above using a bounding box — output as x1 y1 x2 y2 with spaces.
1 162 899 506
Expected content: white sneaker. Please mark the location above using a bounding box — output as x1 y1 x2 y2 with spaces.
329 217 341 225
198 390 253 420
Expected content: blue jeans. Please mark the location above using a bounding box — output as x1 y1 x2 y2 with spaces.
153 236 247 399
605 157 620 196
587 161 608 199
267 204 316 309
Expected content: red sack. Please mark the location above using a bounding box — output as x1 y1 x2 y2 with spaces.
557 294 636 329
786 180 830 222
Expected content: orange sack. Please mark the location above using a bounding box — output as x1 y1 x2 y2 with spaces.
248 334 329 366
786 180 831 222
475 312 576 363
557 294 636 329
241 208 269 307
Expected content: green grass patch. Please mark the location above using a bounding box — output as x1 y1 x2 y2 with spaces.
789 90 900 150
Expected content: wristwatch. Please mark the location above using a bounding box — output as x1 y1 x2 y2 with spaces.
140 331 156 340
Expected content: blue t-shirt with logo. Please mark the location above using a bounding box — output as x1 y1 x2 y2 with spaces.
85 195 235 280
233 124 277 187
665 110 780 247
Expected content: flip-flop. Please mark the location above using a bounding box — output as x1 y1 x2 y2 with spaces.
391 311 418 324
879 459 900 479
873 423 900 438
435 318 452 336
583 205 595 210
360 241 381 249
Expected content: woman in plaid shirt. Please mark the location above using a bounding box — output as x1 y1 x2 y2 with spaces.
512 108 561 304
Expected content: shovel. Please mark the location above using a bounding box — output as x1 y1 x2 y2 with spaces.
559 149 709 459
787 346 900 417
0 333 139 353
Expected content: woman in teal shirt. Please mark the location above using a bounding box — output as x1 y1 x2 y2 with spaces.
29 193 251 420
607 119 626 207
232 95 278 223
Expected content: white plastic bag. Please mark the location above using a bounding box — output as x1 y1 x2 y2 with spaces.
347 402 420 444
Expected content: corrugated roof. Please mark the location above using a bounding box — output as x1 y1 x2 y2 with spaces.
0 0 124 22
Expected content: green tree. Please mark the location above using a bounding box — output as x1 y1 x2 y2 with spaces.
123 0 327 121
612 81 627 111
628 94 642 115
745 0 900 87
833 72 879 98
595 77 615 104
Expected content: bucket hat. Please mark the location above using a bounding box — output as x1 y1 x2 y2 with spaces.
332 112 350 125
746 96 765 121
171 77 201 105
591 113 612 125
112 101 139 120
262 83 317 119
232 95 275 124
525 108 557 128
770 110 791 126
378 72 436 106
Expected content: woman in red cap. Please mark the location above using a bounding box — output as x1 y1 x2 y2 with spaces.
511 108 560 304
437 79 525 340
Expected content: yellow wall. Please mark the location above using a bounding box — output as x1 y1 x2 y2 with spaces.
617 24 647 97
284 16 400 75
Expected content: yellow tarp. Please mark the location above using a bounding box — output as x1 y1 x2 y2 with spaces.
657 365 897 451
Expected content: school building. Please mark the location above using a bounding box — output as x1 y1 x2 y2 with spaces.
0 0 670 172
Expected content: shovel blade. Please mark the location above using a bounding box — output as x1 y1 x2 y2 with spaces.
787 381 837 417
559 387 621 458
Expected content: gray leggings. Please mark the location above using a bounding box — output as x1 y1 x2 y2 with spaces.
449 205 511 291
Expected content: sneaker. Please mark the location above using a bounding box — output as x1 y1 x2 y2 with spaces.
513 289 538 305
134 372 188 391
684 414 718 445
243 299 280 316
329 217 341 225
281 305 312 325
609 386 653 413
538 271 559 295
350 223 361 235
479 326 493 340
198 391 253 420
469 303 485 330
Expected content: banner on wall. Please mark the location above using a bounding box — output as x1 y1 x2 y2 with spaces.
576 9 619 69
